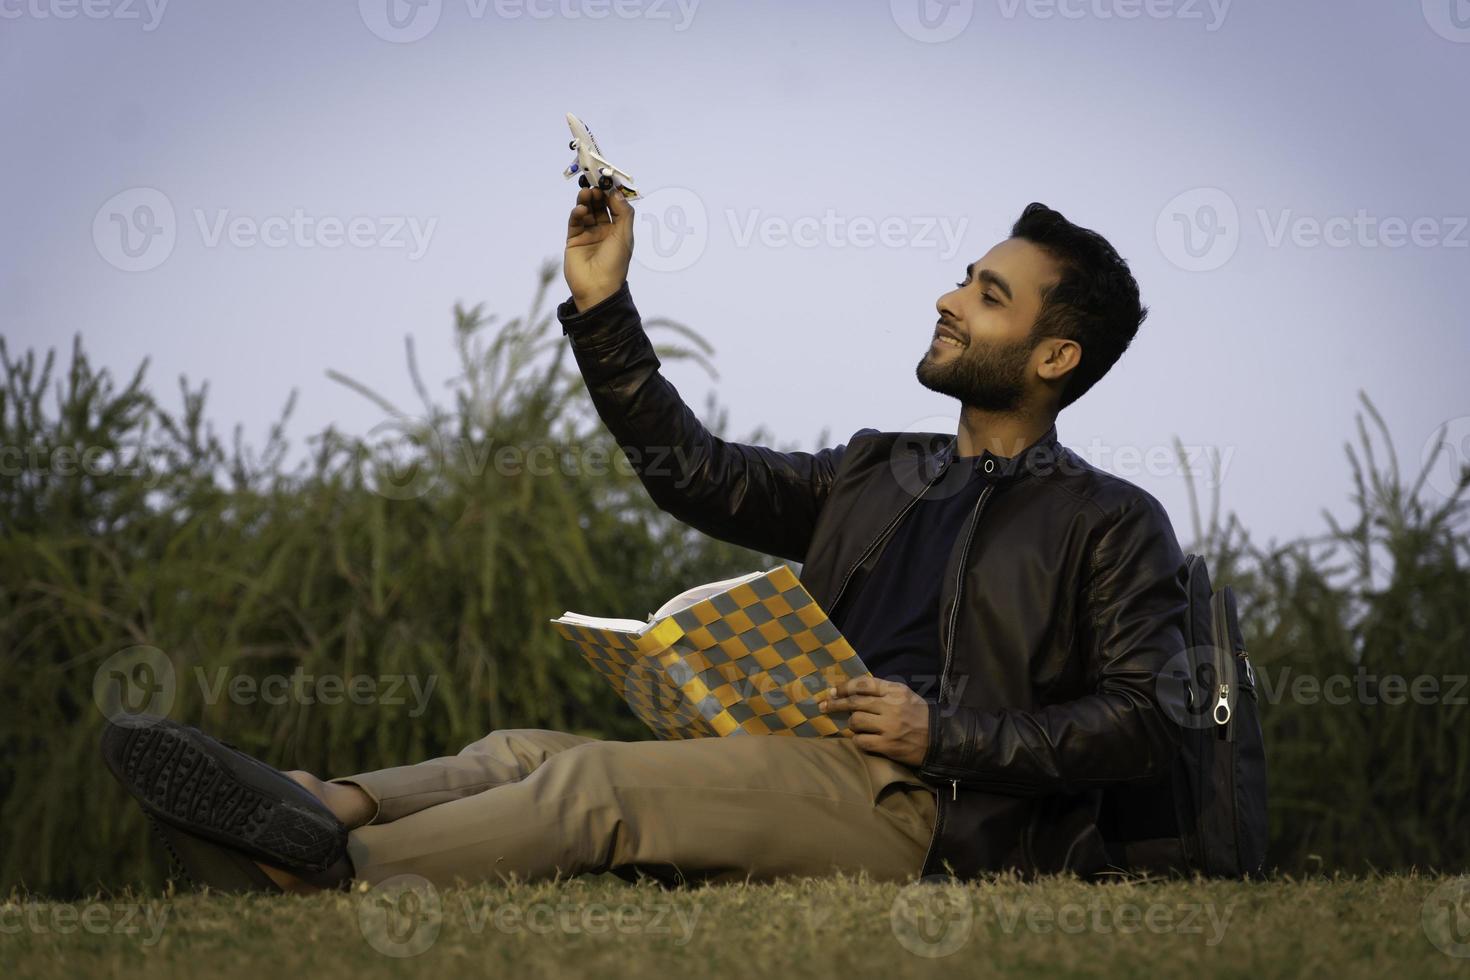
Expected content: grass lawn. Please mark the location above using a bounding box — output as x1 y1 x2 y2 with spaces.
5 873 1468 978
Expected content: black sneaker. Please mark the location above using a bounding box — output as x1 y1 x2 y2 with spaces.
102 715 352 886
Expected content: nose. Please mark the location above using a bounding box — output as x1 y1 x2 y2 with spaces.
936 290 957 323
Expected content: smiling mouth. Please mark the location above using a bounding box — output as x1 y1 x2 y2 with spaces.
933 328 967 350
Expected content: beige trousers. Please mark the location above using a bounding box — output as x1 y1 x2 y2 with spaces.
336 730 938 886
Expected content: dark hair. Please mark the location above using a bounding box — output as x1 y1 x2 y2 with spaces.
1010 202 1148 410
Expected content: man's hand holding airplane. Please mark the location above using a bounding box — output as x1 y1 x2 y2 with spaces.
565 186 634 313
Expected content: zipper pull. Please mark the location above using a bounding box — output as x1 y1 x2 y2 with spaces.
1212 683 1232 726
951 779 958 801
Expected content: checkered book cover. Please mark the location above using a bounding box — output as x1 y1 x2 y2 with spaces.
551 565 871 740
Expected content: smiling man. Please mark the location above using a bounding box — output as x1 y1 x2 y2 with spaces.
102 190 1188 891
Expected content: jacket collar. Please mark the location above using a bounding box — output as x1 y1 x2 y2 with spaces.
933 422 1062 484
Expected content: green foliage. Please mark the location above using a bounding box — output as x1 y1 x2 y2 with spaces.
1178 396 1470 873
0 263 772 897
2 262 1466 895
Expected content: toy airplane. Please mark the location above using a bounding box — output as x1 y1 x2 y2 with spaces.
562 113 639 200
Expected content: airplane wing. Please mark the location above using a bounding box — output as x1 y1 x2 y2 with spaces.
587 151 635 183
563 148 637 197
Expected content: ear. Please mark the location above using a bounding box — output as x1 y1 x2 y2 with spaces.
1035 337 1082 384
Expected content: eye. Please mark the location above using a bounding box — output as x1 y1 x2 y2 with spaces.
982 293 1000 306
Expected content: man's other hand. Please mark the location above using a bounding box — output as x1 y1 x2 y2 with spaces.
820 676 930 767
564 186 634 313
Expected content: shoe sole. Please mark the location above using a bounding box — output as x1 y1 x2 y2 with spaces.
102 716 345 873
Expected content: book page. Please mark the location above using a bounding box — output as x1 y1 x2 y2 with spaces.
649 569 767 621
553 612 650 634
551 567 774 635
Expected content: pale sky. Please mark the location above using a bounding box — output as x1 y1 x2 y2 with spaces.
4 0 1467 548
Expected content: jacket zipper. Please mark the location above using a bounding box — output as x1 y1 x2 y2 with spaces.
938 484 994 704
918 482 995 877
827 460 948 616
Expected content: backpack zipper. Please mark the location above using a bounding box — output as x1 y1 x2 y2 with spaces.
1210 589 1233 737
1208 586 1243 873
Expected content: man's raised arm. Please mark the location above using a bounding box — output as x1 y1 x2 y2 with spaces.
559 186 856 563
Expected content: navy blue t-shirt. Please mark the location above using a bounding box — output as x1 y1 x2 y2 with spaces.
830 455 997 699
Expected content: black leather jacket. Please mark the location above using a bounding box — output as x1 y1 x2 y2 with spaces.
559 283 1190 879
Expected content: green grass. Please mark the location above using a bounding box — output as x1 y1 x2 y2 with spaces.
4 875 1467 979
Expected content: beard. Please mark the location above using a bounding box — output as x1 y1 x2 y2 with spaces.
915 332 1037 413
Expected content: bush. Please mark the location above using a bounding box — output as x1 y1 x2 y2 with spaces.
3 264 1466 894
0 264 774 896
1179 396 1470 872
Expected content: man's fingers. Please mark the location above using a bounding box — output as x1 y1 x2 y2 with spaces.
830 676 910 702
567 205 591 239
851 733 884 754
567 198 599 238
607 189 635 245
847 712 884 735
567 188 633 239
567 188 613 239
821 694 883 713
607 187 632 218
833 676 886 699
584 187 613 224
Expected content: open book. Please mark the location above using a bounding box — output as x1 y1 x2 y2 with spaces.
550 565 871 739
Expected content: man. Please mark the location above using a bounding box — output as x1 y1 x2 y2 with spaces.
101 189 1188 892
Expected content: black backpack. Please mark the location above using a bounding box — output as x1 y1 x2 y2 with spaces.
1100 553 1269 877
